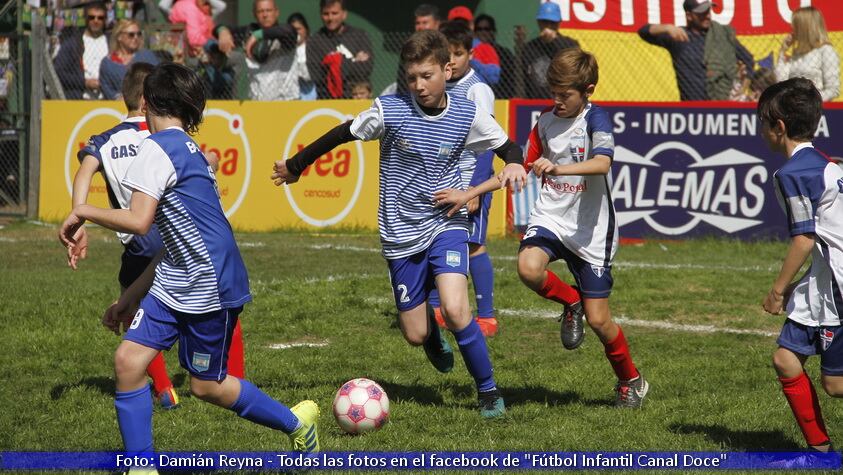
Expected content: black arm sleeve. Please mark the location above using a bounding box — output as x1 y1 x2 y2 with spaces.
493 139 524 166
286 121 356 176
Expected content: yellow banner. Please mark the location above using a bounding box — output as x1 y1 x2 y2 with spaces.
39 100 510 235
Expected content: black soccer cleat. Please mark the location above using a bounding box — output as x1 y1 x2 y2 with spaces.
559 301 585 350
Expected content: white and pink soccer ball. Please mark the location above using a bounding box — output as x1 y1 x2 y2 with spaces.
332 378 390 434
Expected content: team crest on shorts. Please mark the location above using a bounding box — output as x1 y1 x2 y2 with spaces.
591 265 606 278
821 328 835 351
192 352 211 372
446 250 461 267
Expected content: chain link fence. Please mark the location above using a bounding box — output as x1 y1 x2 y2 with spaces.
0 1 26 215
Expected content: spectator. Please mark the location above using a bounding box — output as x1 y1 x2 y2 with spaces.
638 0 754 100
474 13 517 98
161 0 224 56
396 4 441 94
350 80 372 99
99 20 160 100
214 0 301 101
730 64 776 102
521 2 579 99
197 42 235 99
306 0 374 99
54 2 109 99
775 6 840 102
447 6 500 86
288 12 317 100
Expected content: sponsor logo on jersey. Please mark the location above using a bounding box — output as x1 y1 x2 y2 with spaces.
547 179 588 194
192 352 211 372
821 328 835 351
446 250 461 267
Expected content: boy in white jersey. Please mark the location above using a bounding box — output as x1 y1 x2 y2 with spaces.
60 64 319 468
272 30 527 418
436 49 649 408
760 78 843 452
424 22 499 336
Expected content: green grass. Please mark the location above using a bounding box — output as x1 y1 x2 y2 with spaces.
0 221 838 474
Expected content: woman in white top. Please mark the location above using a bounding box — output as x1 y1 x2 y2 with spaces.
775 6 840 101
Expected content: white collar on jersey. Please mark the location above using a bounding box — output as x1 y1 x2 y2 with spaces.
412 92 451 121
447 68 475 88
790 142 814 158
124 115 145 123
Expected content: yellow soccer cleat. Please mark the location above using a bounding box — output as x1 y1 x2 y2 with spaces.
289 400 320 453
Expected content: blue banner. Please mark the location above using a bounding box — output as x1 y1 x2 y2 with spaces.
1 451 840 471
509 101 843 239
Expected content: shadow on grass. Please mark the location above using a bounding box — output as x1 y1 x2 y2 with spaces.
379 381 446 406
50 376 114 400
669 423 798 450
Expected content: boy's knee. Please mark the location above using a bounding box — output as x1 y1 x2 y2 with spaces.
114 346 145 378
189 379 221 401
822 378 843 397
517 260 544 288
402 329 427 346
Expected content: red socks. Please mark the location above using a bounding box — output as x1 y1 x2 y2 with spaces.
538 271 580 305
779 372 829 446
146 353 172 394
227 319 245 379
603 327 639 381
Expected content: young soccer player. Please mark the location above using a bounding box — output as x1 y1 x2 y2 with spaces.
60 63 246 409
435 49 649 408
759 77 843 452
425 22 499 337
59 63 319 464
271 30 527 418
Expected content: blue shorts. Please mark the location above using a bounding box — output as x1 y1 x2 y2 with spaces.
387 229 469 311
124 294 242 381
519 226 613 298
777 320 843 376
468 192 492 246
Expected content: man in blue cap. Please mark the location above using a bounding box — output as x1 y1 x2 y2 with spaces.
638 0 754 100
522 2 580 98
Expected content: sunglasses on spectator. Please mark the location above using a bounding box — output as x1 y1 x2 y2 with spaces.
87 15 105 21
123 31 143 38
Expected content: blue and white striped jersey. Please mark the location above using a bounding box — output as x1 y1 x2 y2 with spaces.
122 127 251 314
350 93 509 258
446 69 496 188
774 143 843 326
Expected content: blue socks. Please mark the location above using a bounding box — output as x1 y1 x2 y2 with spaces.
469 252 495 317
229 379 300 434
115 385 153 453
453 319 496 392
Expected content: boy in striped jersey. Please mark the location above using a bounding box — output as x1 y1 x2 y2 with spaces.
60 63 246 411
435 49 649 409
424 22 499 337
60 63 319 465
272 30 527 418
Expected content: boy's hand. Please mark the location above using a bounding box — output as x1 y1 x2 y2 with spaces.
532 158 558 178
466 196 480 214
433 188 471 217
762 288 784 315
59 210 86 249
498 163 527 192
67 226 89 270
102 299 139 336
271 160 300 186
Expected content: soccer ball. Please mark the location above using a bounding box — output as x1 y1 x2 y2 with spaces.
332 378 390 434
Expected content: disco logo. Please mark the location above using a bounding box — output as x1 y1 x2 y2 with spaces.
612 142 768 235
282 108 365 227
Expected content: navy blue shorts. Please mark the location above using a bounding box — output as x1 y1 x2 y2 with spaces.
387 229 469 311
124 294 242 381
118 252 152 289
519 226 613 298
777 320 843 376
468 193 492 246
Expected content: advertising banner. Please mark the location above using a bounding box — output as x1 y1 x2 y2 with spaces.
509 99 843 240
39 100 510 235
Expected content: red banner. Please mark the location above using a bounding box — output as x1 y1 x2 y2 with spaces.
549 0 842 34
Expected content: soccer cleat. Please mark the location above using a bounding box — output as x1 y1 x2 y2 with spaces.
155 386 179 410
478 389 506 419
289 400 320 453
614 374 649 408
422 329 454 373
475 317 498 337
559 301 585 350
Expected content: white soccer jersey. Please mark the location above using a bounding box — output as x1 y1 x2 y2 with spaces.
78 116 150 245
774 143 843 327
524 103 618 267
446 69 496 187
350 93 508 259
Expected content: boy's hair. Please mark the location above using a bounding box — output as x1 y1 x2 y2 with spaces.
400 30 451 67
440 21 473 52
547 48 598 92
351 80 371 92
415 4 440 20
757 77 822 141
122 62 154 111
143 63 207 135
84 2 106 15
475 13 496 31
319 0 344 10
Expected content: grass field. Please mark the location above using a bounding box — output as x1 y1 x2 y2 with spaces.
0 220 839 474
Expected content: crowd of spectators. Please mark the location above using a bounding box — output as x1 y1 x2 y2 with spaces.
52 0 840 103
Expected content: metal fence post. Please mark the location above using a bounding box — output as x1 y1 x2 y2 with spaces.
26 11 43 219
